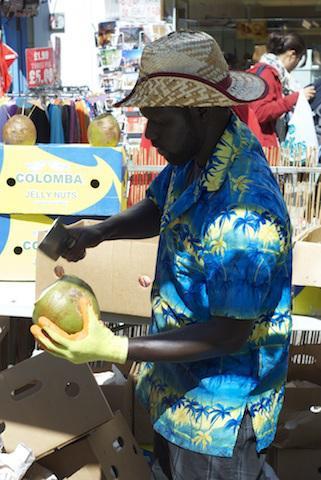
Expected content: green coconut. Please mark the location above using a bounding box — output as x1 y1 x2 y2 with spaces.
32 275 100 334
87 113 121 147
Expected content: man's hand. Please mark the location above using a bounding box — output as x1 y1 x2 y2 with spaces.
61 199 161 263
62 225 103 262
30 297 128 364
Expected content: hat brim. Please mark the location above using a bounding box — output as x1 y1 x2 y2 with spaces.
114 71 267 108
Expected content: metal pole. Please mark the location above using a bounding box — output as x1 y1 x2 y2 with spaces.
173 0 177 31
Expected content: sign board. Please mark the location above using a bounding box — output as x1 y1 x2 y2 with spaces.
25 47 55 88
236 21 267 42
49 13 65 33
0 144 127 216
119 0 162 21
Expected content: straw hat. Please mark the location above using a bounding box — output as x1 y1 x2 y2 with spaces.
115 31 267 108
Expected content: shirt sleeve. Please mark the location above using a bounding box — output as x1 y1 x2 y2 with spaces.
203 206 289 320
146 164 173 212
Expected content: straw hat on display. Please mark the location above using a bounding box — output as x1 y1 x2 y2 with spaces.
115 30 267 108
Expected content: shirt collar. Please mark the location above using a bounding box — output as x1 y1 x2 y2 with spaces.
161 114 244 232
198 112 242 193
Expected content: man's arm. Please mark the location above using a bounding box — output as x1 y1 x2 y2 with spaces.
62 198 161 262
127 315 254 362
32 305 254 365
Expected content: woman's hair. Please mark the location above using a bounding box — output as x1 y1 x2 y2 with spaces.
267 32 306 58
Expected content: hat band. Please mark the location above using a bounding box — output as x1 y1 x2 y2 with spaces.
139 71 232 91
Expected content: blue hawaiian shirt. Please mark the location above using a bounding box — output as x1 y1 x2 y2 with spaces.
136 114 292 457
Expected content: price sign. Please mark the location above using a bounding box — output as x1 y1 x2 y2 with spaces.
25 47 55 88
119 0 162 21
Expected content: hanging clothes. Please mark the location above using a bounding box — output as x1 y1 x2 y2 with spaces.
62 104 70 143
7 103 17 118
69 101 80 143
48 104 65 144
30 106 50 144
1 93 108 145
75 100 90 143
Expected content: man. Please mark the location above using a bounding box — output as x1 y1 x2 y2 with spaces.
31 31 292 480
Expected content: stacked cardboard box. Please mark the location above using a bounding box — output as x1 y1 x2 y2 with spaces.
0 351 150 479
292 226 321 317
97 361 154 448
0 145 127 282
269 341 321 480
269 226 321 479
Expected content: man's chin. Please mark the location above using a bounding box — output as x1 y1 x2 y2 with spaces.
159 150 186 166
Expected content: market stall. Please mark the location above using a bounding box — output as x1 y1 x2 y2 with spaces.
0 1 321 478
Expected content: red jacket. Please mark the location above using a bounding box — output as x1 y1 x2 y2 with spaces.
232 105 265 146
248 63 299 147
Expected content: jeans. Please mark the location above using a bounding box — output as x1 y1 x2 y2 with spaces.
151 412 267 480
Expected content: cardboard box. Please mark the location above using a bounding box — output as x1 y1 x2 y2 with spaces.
130 363 154 446
271 449 321 480
38 435 103 479
133 398 154 446
37 412 150 479
0 145 127 216
292 285 321 318
0 351 113 458
0 214 54 281
292 226 321 316
293 225 321 289
36 223 159 318
88 411 150 480
96 362 153 445
0 146 127 281
99 369 134 429
274 343 321 449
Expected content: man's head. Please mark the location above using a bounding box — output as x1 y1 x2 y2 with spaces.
114 31 267 166
115 31 267 109
141 106 228 166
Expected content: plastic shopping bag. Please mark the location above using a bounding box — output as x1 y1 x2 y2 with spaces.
283 90 319 164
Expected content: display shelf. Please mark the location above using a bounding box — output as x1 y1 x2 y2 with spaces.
128 165 164 173
270 166 321 174
128 165 321 174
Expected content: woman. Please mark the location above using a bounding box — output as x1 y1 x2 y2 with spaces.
249 32 316 147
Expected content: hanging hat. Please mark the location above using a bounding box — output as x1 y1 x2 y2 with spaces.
114 31 267 108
